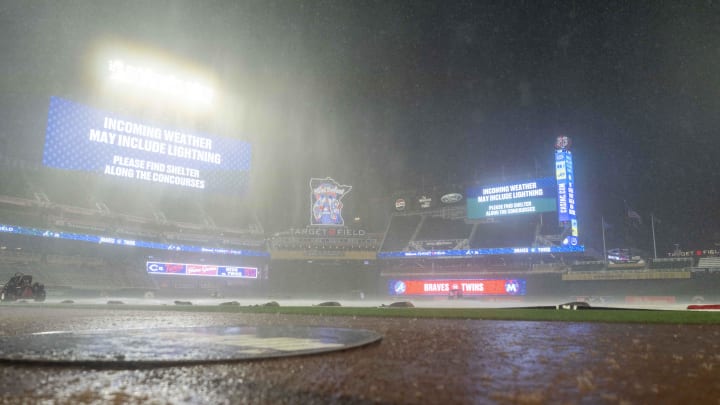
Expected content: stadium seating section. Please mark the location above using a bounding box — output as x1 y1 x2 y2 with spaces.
0 167 265 249
697 257 720 270
381 215 422 251
414 217 472 241
0 234 155 291
0 166 271 295
471 219 536 248
381 213 544 252
650 258 694 270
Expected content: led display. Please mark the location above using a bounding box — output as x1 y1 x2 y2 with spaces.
466 177 557 219
147 261 258 278
388 278 526 296
43 97 251 194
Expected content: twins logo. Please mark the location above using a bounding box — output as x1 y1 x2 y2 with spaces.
555 136 571 150
310 177 352 226
505 280 520 295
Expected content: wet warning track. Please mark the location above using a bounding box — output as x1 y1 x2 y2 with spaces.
1 306 720 404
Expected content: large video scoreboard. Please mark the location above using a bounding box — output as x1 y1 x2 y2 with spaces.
43 96 251 194
466 177 557 219
464 137 579 246
379 137 583 259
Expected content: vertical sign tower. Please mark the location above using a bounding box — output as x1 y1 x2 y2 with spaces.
555 136 579 246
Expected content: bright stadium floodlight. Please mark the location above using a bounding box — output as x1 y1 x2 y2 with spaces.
107 59 214 105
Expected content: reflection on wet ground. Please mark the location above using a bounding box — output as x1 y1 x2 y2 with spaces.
1 306 719 404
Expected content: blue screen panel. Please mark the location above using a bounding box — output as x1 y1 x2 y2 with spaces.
43 96 251 194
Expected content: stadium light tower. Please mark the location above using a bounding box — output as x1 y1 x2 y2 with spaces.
107 58 214 105
92 41 219 117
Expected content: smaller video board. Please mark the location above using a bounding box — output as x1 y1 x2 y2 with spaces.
466 177 557 219
388 278 526 296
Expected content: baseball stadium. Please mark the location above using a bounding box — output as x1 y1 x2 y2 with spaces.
2 2 720 403
3 88 720 404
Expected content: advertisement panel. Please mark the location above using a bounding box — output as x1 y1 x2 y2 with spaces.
555 150 576 222
377 244 585 258
165 263 187 274
146 261 258 278
186 264 217 276
418 195 432 209
440 193 463 204
555 149 578 245
43 96 251 194
147 262 167 274
466 177 557 219
388 278 526 296
218 266 258 277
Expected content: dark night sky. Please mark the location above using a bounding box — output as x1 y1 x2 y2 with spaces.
0 1 719 253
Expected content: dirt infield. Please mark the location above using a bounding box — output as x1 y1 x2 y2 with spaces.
1 306 720 404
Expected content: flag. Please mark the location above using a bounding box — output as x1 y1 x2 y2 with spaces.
624 201 642 225
627 209 642 224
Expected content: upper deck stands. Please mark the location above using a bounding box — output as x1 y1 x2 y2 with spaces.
380 215 422 251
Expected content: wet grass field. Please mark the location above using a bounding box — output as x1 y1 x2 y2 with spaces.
11 301 720 324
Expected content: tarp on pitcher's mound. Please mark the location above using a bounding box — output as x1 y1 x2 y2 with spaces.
0 325 382 366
